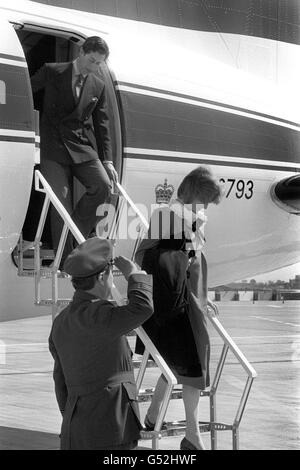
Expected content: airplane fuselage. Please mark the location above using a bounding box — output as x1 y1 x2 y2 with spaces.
0 0 299 319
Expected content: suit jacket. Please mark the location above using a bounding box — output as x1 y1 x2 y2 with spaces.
31 62 113 164
48 273 153 450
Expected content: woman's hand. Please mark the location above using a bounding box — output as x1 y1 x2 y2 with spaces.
207 298 219 317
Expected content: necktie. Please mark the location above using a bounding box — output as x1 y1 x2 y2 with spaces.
74 73 84 101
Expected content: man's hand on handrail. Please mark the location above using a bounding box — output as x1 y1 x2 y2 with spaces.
103 160 118 185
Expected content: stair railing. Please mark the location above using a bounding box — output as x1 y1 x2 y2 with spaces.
112 182 257 450
33 170 257 450
33 170 177 449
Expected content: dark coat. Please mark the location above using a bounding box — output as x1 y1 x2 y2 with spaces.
31 62 112 164
135 207 210 389
48 273 153 450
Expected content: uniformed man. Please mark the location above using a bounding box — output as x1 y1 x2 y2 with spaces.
48 237 153 450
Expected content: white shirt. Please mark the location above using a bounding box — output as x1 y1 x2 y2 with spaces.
72 59 87 99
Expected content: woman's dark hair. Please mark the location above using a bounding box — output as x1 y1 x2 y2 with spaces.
82 36 109 59
177 165 222 205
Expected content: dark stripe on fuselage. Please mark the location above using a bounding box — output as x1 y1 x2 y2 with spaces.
0 135 35 143
0 63 35 132
0 52 26 63
125 152 299 173
117 82 300 130
33 0 300 46
119 90 300 167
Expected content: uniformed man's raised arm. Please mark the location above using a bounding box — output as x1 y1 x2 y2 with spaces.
99 256 153 336
103 272 153 337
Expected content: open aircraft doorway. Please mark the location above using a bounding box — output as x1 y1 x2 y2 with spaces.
12 23 123 260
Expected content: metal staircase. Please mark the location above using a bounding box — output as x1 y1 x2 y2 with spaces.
15 169 257 450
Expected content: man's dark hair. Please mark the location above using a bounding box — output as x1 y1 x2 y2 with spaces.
82 36 109 59
71 272 100 291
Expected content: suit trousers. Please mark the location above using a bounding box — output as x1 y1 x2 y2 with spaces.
40 158 111 259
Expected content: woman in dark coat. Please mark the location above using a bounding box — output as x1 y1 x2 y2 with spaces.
135 166 222 450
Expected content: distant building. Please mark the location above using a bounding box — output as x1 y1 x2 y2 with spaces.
211 274 300 301
290 275 300 289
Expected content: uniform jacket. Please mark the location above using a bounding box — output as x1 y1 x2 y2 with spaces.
49 273 153 450
31 62 113 164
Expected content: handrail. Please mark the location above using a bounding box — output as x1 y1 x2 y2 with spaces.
109 184 177 389
33 170 257 449
114 181 257 379
35 170 85 245
34 170 177 442
135 327 177 441
136 326 177 387
113 180 257 449
208 316 257 378
112 182 178 442
115 182 149 230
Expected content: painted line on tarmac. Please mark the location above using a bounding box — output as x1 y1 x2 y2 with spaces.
230 334 300 339
4 343 47 347
218 304 299 308
3 343 49 353
223 376 299 413
2 360 300 376
4 335 300 351
0 370 52 375
250 316 300 327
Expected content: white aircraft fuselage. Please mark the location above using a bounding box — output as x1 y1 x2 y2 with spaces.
0 0 299 319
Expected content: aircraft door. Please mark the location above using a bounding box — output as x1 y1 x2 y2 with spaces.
0 19 35 263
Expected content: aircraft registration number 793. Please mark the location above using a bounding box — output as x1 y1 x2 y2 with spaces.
219 178 254 199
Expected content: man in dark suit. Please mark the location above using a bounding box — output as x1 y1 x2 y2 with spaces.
48 237 153 450
31 37 118 259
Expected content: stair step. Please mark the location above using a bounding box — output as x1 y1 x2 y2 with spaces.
127 330 137 337
15 247 55 259
15 246 56 274
112 268 124 277
34 297 132 309
18 270 36 277
137 387 210 403
132 358 156 369
35 299 71 307
18 247 35 257
19 269 70 279
40 269 70 278
35 297 126 308
39 249 55 259
138 388 183 403
140 420 231 440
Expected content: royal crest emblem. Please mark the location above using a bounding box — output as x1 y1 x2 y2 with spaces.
155 179 174 204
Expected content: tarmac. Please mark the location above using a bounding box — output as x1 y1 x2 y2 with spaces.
0 301 299 450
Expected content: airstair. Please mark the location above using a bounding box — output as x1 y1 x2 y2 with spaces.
16 170 257 450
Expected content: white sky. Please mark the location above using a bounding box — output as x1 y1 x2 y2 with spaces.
247 263 300 282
